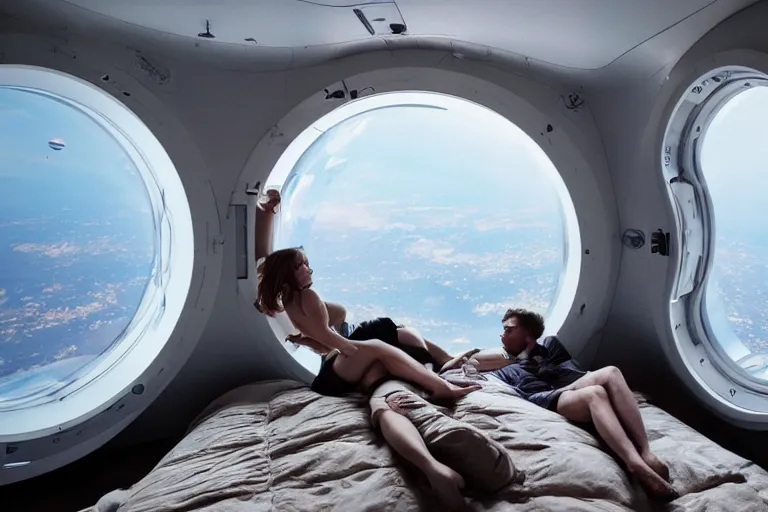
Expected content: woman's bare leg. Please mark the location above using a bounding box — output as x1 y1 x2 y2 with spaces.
333 339 480 401
565 366 668 480
361 361 388 389
557 386 677 501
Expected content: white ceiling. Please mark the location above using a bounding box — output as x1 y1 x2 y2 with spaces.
50 0 720 69
399 0 718 69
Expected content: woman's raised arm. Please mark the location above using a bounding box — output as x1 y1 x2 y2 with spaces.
255 189 281 267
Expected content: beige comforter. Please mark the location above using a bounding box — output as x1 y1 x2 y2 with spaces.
84 377 768 512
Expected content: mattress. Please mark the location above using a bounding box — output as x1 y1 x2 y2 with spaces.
82 376 768 512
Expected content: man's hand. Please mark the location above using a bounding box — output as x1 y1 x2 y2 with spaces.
257 188 281 214
439 348 482 374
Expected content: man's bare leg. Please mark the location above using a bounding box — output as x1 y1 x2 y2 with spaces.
557 386 677 501
377 409 466 511
565 366 668 480
332 339 480 401
365 368 466 511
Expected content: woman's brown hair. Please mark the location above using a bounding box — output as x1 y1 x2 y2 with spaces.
255 247 305 316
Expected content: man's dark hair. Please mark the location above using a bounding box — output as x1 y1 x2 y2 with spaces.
502 308 545 340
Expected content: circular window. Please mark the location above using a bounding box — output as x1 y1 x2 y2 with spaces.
263 92 581 374
664 64 768 418
0 67 194 441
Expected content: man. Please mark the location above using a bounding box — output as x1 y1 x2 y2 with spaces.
288 327 515 511
442 308 678 501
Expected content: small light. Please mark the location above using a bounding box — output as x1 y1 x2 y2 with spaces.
3 461 31 469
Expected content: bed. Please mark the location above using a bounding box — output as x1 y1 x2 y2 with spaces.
82 374 768 512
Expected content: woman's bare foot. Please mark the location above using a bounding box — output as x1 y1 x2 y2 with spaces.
429 382 481 401
424 460 467 511
630 462 678 502
641 449 670 481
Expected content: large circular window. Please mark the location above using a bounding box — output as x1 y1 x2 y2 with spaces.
664 63 768 419
263 92 581 373
0 66 194 442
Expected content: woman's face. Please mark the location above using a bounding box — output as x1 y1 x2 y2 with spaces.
293 251 313 289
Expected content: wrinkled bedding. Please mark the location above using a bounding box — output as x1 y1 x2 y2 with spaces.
82 376 768 512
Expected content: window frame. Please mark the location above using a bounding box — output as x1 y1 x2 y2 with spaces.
0 64 220 486
665 65 768 397
248 90 583 373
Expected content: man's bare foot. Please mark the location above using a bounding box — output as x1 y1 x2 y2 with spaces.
630 462 679 502
424 460 467 511
641 450 670 481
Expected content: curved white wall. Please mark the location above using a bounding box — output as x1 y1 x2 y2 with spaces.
0 19 618 447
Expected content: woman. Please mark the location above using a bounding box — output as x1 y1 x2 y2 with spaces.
254 188 477 401
254 188 480 509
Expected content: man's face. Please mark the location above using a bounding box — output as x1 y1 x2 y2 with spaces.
500 316 530 355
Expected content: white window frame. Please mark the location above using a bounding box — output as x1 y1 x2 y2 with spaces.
0 65 218 486
663 65 768 416
241 90 582 373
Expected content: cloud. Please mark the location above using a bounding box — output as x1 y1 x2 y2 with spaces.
13 242 80 257
451 337 470 344
395 315 467 334
12 237 132 258
0 283 123 343
53 344 78 361
42 283 64 294
472 292 551 318
0 217 54 228
472 302 510 317
405 237 560 276
313 202 416 232
407 238 473 265
305 199 478 233
474 216 555 232
346 303 389 323
0 289 5 306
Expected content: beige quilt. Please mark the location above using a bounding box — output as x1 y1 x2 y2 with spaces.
82 377 768 512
